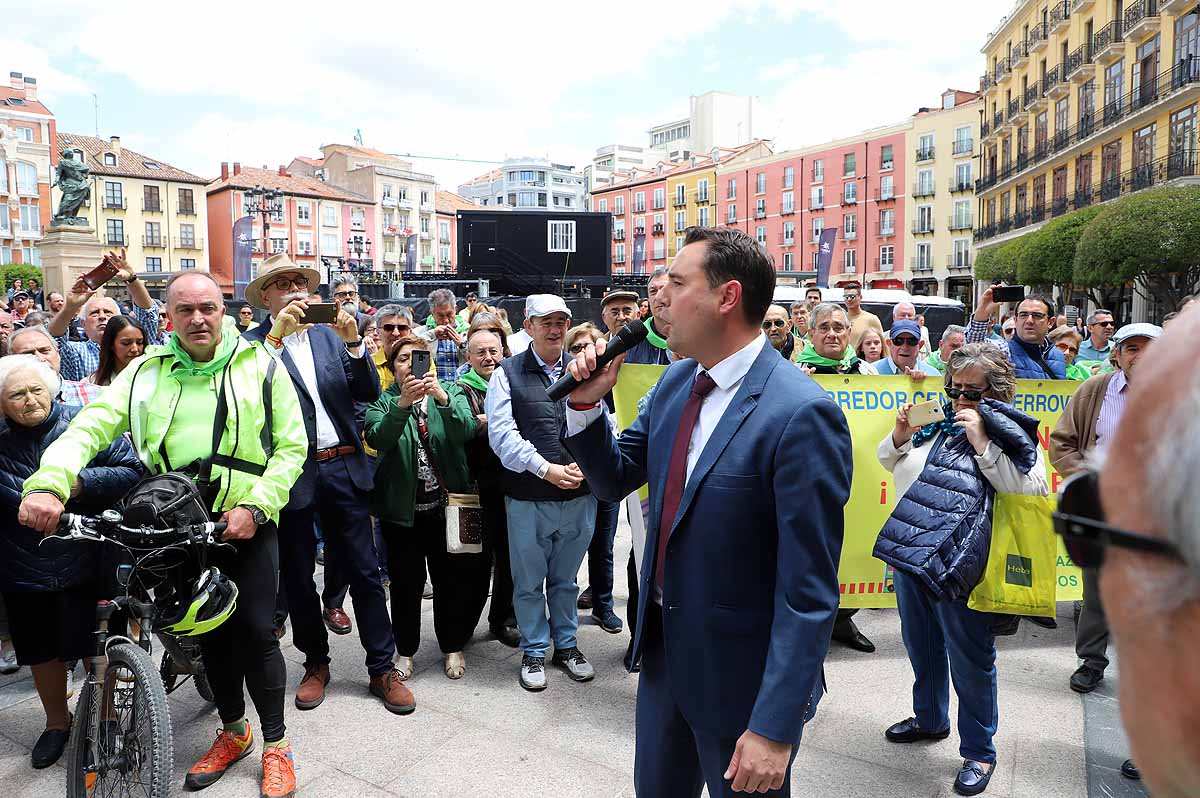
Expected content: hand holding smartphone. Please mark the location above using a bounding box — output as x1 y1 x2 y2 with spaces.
410 349 431 378
78 255 120 291
298 303 338 325
991 285 1025 304
907 399 946 428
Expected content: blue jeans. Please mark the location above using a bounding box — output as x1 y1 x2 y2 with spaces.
894 570 998 763
505 496 597 658
586 499 621 617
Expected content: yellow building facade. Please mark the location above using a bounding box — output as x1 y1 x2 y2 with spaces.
976 1 1200 254
56 133 209 275
666 163 717 259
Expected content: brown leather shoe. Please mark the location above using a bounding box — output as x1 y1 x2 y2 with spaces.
368 669 416 715
294 663 330 710
323 607 352 635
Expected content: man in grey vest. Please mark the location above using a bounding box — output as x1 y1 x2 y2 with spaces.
485 294 598 691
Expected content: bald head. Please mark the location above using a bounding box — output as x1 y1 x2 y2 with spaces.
893 301 917 321
762 304 790 350
166 272 226 361
1099 310 1200 798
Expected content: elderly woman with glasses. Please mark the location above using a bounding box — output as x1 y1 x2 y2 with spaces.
873 343 1048 796
796 303 879 375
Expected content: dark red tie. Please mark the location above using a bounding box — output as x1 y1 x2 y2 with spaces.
655 371 718 594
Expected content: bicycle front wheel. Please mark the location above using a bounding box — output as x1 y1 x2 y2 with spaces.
67 643 174 798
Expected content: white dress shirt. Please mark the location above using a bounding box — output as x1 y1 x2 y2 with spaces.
566 334 768 484
281 329 341 449
485 346 564 478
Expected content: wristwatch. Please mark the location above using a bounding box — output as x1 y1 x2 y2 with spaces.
239 505 268 526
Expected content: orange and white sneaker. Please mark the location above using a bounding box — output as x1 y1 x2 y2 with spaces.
183 726 255 790
260 744 297 798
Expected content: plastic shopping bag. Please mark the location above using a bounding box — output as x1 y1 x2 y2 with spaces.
968 493 1058 617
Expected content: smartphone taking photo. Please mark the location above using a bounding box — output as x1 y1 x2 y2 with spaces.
991 285 1025 304
78 257 120 291
907 399 946 428
299 302 338 325
410 349 431 378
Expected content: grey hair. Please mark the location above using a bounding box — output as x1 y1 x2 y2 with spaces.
810 302 849 330
1145 391 1200 592
376 304 414 323
10 325 55 350
789 301 807 313
945 342 1017 403
1085 308 1113 325
650 266 669 281
331 273 358 292
428 288 456 308
940 324 966 343
0 354 61 399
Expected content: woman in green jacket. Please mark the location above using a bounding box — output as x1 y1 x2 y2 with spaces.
365 334 488 681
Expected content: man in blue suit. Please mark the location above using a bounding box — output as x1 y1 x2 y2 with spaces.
564 227 853 796
243 255 414 716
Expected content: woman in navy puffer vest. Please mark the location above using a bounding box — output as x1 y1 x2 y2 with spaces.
0 355 141 769
873 343 1048 797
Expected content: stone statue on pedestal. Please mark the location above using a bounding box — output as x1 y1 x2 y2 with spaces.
51 150 91 227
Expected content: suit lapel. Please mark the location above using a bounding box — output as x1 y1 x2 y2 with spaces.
667 343 780 536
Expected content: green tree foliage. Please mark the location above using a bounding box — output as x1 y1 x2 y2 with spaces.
974 236 1026 284
1074 186 1200 313
1016 206 1101 291
0 264 43 292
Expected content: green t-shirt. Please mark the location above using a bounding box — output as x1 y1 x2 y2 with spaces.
162 367 220 470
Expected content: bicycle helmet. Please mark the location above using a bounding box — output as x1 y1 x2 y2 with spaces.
121 473 211 543
157 567 238 636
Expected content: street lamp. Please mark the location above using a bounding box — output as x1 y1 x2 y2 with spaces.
347 236 372 270
244 185 284 256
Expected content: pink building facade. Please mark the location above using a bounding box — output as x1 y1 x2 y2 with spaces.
718 127 909 288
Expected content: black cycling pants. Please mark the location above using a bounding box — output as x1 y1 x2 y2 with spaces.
198 522 287 742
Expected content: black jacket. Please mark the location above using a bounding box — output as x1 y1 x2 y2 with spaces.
873 399 1040 601
0 403 142 593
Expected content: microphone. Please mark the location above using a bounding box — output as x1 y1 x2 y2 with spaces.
547 318 648 402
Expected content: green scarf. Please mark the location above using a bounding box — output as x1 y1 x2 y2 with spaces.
925 351 946 374
458 368 490 394
166 317 240 380
1067 359 1114 381
645 317 668 350
796 341 857 370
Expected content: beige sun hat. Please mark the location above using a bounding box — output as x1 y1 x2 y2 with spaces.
244 253 321 310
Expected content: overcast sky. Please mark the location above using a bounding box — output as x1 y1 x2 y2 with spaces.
7 0 1015 190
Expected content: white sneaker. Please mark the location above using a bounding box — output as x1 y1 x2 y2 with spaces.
0 642 17 675
519 655 546 692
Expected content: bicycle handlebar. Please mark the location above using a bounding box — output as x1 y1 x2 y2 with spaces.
44 513 229 548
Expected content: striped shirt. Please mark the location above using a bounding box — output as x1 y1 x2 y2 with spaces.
1093 370 1129 456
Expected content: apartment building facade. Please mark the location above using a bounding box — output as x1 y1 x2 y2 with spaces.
458 158 587 212
57 133 209 274
975 0 1200 254
434 190 478 273
719 125 910 288
289 144 439 272
206 163 375 294
0 72 54 266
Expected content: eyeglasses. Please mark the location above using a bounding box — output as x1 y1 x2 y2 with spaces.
844 293 860 300
815 323 848 334
381 323 410 334
333 290 359 301
892 336 919 346
569 342 591 353
1053 470 1183 568
762 319 788 329
269 275 309 292
1017 311 1048 321
1002 327 1016 336
946 386 986 401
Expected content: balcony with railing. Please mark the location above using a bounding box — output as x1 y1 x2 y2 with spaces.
1066 44 1094 83
993 110 1005 130
982 120 992 139
947 254 973 270
1092 20 1124 65
841 228 858 240
950 177 973 192
104 197 127 211
178 203 196 216
840 191 858 205
142 199 162 213
695 190 709 203
811 167 824 182
872 258 895 273
911 219 936 235
1012 43 1029 71
981 73 994 94
673 195 687 207
173 236 204 250
879 223 896 237
916 145 936 162
1028 22 1049 53
949 214 973 231
613 229 626 241
779 232 796 246
1044 65 1066 100
910 257 935 272
106 233 128 247
1007 98 1021 121
953 138 974 157
1021 84 1038 111
994 56 1012 84
142 235 165 248
912 182 935 198
1124 0 1160 42
998 215 1013 234
873 187 896 202
1049 0 1070 33
781 203 796 216
652 223 664 234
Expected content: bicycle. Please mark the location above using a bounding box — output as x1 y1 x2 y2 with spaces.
43 510 228 798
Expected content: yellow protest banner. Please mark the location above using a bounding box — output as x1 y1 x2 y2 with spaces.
610 367 1083 608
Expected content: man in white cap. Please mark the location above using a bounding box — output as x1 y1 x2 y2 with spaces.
485 294 599 691
1050 321 1162 713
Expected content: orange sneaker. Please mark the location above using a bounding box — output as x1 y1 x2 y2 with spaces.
260 745 297 798
183 726 254 790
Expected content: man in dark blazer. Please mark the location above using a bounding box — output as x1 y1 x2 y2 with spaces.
564 227 853 796
244 254 414 716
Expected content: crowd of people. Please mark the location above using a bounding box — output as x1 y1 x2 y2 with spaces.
0 229 1194 798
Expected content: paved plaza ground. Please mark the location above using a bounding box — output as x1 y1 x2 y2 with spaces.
0 514 1147 798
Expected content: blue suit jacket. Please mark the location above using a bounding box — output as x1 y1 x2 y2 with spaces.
565 341 852 744
243 323 380 508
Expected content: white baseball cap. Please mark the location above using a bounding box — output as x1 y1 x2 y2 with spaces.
524 294 571 320
1113 322 1163 345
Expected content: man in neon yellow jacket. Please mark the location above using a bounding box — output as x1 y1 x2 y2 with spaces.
18 271 308 798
